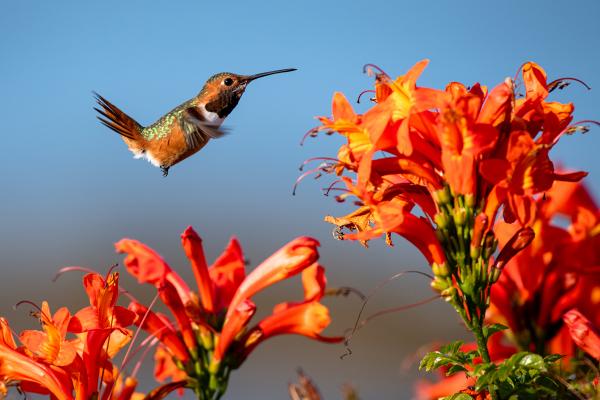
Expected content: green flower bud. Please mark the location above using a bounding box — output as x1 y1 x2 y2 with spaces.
434 212 450 229
430 277 449 292
453 208 467 226
432 262 450 278
433 186 452 205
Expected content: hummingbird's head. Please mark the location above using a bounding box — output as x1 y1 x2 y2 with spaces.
199 68 297 118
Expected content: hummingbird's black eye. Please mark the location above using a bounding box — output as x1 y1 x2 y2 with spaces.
223 77 234 86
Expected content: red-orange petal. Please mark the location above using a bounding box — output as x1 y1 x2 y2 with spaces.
563 309 600 360
181 226 216 313
116 239 191 304
209 237 246 310
225 237 320 321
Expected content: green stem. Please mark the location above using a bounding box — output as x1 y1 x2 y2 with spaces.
472 319 498 400
473 321 491 363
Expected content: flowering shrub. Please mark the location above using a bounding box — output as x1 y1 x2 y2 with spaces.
302 60 599 398
118 227 341 399
0 227 340 400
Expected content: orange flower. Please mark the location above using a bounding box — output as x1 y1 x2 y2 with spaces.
0 271 149 400
0 318 74 400
563 309 600 361
19 301 77 367
488 181 600 357
436 81 510 195
68 273 135 357
306 61 591 325
117 227 341 397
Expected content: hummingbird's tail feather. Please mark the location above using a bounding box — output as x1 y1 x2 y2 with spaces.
93 92 147 155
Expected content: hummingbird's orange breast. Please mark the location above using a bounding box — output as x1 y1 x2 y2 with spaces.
143 123 209 168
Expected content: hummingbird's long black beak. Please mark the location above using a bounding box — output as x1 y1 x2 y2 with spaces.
245 68 297 82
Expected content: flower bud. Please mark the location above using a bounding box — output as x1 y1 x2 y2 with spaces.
441 287 457 302
493 227 535 271
490 266 502 283
482 232 497 260
465 193 476 208
433 186 452 205
432 262 450 278
470 213 488 248
453 208 467 226
434 212 450 229
430 277 449 292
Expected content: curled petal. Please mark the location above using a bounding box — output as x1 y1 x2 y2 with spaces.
243 302 342 357
115 239 191 304
226 237 320 320
477 80 513 126
302 263 326 302
0 344 74 400
214 300 256 362
331 92 357 122
0 318 16 348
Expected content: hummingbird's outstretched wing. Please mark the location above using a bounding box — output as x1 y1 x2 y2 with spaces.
178 108 227 151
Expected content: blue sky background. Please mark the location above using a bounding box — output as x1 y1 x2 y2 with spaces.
1 1 599 399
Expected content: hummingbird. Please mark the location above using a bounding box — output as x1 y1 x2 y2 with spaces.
94 68 296 176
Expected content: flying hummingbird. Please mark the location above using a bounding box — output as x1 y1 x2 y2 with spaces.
94 68 296 176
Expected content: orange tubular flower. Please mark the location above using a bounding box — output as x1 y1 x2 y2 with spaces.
0 318 74 400
19 302 78 367
116 227 341 398
563 309 600 361
305 61 589 310
306 61 595 398
68 273 135 357
308 59 587 246
0 272 145 400
488 181 600 356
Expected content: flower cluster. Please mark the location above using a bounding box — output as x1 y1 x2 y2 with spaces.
489 181 599 357
0 272 140 400
307 61 587 319
0 227 340 400
417 181 600 398
117 226 341 399
303 60 598 397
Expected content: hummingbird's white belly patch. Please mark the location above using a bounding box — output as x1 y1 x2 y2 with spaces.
199 105 224 126
132 149 161 167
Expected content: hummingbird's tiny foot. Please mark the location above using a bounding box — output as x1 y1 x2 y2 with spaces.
161 166 170 177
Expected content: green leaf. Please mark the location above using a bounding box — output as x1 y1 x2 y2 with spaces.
519 354 545 370
483 323 508 340
543 354 563 364
419 341 474 372
447 364 468 376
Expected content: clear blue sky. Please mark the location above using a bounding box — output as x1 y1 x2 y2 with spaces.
1 1 599 399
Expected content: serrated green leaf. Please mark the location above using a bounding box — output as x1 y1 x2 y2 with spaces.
447 364 468 376
483 323 508 340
